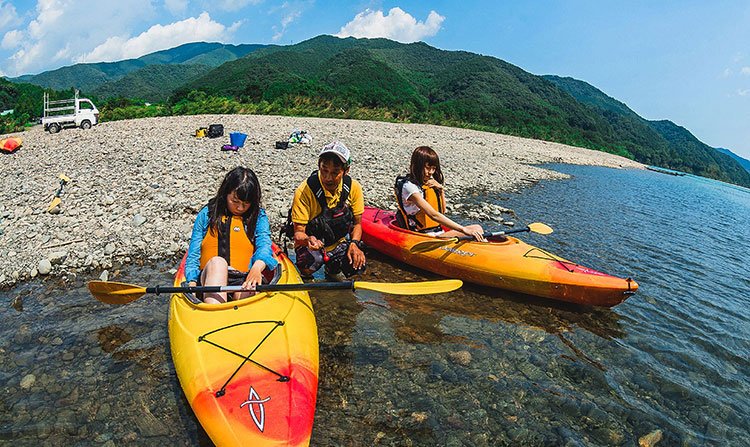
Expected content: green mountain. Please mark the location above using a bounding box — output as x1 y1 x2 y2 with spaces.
14 59 146 92
137 42 267 66
544 75 750 186
91 63 213 102
716 148 750 173
177 36 635 154
8 42 267 92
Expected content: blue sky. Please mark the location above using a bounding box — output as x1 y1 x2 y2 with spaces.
2 1 750 159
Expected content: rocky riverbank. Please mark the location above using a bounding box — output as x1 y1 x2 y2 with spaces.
0 114 643 288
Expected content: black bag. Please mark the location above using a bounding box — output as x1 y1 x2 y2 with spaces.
208 124 224 138
279 208 295 255
275 141 289 149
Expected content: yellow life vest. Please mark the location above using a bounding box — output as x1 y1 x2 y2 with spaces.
394 176 445 232
199 215 255 271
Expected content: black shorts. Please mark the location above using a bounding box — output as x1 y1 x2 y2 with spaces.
198 268 248 286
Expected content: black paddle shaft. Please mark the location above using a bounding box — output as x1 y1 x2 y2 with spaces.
53 179 67 198
145 281 356 295
455 226 531 242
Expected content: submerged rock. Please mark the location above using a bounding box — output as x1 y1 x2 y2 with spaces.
448 350 472 366
20 374 35 389
11 294 22 311
638 429 663 447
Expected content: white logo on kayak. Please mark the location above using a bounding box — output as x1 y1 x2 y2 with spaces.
233 226 241 232
240 386 271 432
438 245 477 257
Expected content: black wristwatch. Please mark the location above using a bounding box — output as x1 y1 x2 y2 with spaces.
351 240 365 250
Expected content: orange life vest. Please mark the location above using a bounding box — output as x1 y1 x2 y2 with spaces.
199 215 255 271
394 176 445 232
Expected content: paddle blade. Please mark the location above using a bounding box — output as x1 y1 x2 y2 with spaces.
47 197 61 212
408 237 459 254
353 279 462 295
528 222 553 235
88 281 147 304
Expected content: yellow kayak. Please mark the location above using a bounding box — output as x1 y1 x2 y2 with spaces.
168 245 318 446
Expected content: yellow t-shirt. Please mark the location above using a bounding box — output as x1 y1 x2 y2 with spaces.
291 173 364 249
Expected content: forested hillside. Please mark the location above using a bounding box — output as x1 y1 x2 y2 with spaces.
8 42 267 92
716 148 750 173
91 64 213 102
544 75 750 186
176 36 636 158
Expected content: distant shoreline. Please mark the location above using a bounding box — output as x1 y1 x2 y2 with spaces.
0 114 644 288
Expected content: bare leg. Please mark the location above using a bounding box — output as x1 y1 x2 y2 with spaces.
200 257 229 304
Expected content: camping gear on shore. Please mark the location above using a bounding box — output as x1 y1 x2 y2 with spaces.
230 132 248 147
361 206 638 307
288 129 311 145
0 136 22 153
88 246 460 446
275 141 289 149
47 175 70 212
208 124 224 138
195 127 208 137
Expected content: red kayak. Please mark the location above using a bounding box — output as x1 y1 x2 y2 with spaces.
361 206 637 307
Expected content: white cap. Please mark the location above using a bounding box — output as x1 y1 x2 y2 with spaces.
319 141 351 166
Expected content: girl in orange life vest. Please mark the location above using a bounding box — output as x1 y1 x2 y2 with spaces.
396 146 486 241
185 167 278 304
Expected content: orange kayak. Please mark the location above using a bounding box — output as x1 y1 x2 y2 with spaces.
168 244 318 446
362 207 637 307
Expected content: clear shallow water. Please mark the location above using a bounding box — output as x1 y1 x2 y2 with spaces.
1 165 748 446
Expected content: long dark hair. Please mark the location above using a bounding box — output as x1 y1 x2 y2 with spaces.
409 146 444 185
207 167 262 237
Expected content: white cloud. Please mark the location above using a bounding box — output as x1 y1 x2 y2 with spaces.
335 7 445 42
1 29 23 49
741 67 750 76
77 12 232 63
1 0 158 76
164 0 189 16
739 89 750 96
272 9 303 42
0 0 19 30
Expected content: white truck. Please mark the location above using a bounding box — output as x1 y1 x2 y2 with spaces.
42 90 99 133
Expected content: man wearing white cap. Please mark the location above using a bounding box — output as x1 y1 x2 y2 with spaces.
290 141 366 279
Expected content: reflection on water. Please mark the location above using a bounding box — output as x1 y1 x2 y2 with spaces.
1 165 748 446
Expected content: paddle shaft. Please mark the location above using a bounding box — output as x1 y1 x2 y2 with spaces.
53 178 67 198
145 281 356 295
454 226 531 242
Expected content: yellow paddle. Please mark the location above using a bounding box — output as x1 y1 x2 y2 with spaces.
89 278 464 305
409 222 553 254
47 174 70 212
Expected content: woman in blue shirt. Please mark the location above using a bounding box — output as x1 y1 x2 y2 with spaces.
185 167 278 304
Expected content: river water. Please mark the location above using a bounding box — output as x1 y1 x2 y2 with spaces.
1 164 748 446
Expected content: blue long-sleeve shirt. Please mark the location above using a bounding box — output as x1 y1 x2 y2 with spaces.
185 207 278 283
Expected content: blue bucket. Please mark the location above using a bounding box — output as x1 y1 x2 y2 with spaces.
230 132 247 147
